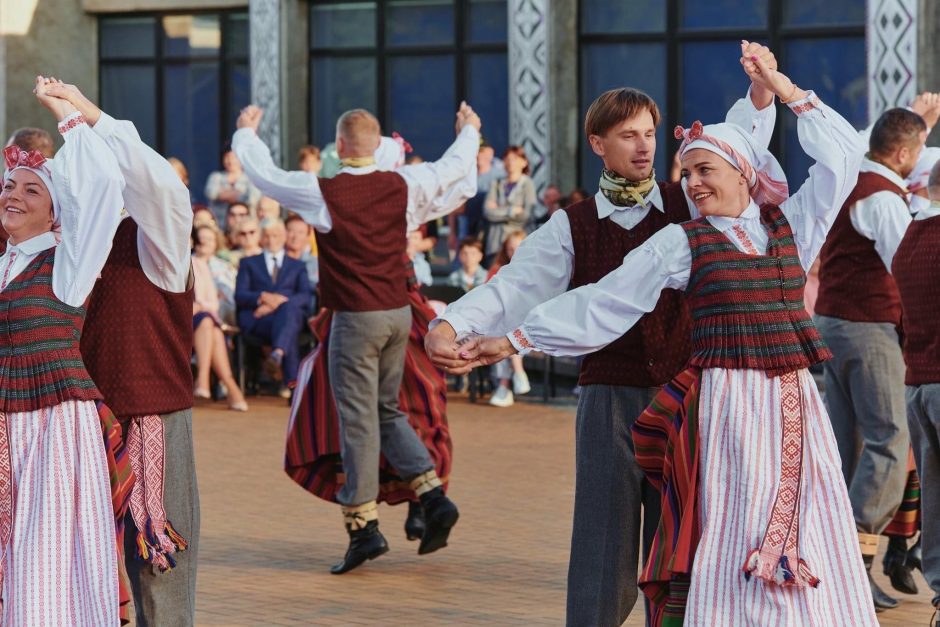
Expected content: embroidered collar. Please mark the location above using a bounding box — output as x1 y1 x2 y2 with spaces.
594 185 664 219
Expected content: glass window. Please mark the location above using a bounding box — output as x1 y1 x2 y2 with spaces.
227 13 250 57
100 65 157 147
680 41 752 127
163 63 220 201
162 15 221 57
387 55 456 159
310 57 378 147
580 43 667 180
227 62 252 132
467 53 508 155
100 17 156 59
681 0 767 29
580 0 665 35
386 0 455 47
311 2 377 49
782 37 867 186
784 1 865 26
467 0 507 44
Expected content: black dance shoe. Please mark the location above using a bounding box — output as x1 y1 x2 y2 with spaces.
883 537 918 595
404 501 426 541
417 487 459 555
330 520 389 575
864 554 899 611
907 537 923 572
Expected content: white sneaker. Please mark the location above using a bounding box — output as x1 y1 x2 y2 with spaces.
489 385 514 407
512 371 531 395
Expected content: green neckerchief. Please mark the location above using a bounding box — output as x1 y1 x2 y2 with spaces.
598 168 657 207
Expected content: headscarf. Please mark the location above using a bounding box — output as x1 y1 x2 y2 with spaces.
675 120 789 207
2 145 60 222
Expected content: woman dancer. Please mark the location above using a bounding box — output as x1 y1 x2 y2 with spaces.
456 56 877 625
0 76 127 624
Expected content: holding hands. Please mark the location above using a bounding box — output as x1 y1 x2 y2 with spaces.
237 105 264 133
911 91 940 129
455 101 482 134
424 323 517 376
738 45 809 104
33 76 78 122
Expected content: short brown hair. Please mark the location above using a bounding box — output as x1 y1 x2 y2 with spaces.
502 145 530 175
870 108 927 158
8 127 54 157
584 88 661 139
458 236 484 255
298 145 320 160
336 109 381 155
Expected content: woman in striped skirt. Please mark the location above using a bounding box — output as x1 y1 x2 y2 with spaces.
0 76 128 624
457 53 877 625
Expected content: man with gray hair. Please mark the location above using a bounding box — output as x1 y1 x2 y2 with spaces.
891 155 940 618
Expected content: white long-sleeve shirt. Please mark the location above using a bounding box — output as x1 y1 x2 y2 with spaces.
0 113 126 307
436 88 777 338
505 93 864 356
847 158 912 272
231 125 480 234
91 113 193 292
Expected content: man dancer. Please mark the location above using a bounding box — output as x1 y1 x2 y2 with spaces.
425 43 777 626
892 158 940 619
814 107 928 611
48 83 199 626
232 102 480 572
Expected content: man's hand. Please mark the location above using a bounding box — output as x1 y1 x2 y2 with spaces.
741 53 807 104
740 40 777 110
452 335 518 373
34 76 77 123
253 303 275 318
237 105 264 132
43 80 102 126
911 92 940 129
455 101 482 135
424 321 469 373
259 291 288 309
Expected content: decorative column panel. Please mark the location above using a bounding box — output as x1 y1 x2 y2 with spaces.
508 0 551 195
867 0 917 122
249 0 281 160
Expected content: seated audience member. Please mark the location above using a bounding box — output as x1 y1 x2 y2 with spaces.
223 201 251 251
235 218 314 396
192 225 248 411
285 214 319 309
192 223 237 324
408 230 434 287
167 156 190 187
257 195 283 222
227 215 262 268
486 230 531 407
193 207 217 228
536 184 563 226
205 145 261 224
448 237 487 292
565 187 589 205
298 145 322 175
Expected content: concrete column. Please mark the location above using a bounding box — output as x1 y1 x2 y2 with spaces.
548 0 578 193
918 0 940 144
866 0 918 123
281 0 309 168
249 0 281 160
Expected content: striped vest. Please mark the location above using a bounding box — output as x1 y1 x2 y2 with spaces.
0 247 100 412
681 205 831 376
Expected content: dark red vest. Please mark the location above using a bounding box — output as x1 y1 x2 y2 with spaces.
816 171 905 325
80 219 194 418
892 215 940 384
682 205 831 377
0 248 101 412
566 182 693 387
316 172 410 312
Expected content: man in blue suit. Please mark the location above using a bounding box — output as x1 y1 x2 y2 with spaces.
235 217 314 392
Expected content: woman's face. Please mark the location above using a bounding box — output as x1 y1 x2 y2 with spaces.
504 152 528 177
194 227 217 258
223 150 241 173
0 169 54 244
505 234 524 260
680 148 750 217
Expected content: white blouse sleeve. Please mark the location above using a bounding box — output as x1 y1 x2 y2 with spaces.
725 86 777 149
51 113 126 307
508 224 692 356
436 210 576 336
778 93 866 271
231 128 333 232
398 125 480 231
93 113 192 292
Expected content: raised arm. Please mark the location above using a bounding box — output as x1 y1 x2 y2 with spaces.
231 106 333 232
724 41 779 149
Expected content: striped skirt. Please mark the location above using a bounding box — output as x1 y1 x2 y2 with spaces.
1 400 123 626
284 290 452 505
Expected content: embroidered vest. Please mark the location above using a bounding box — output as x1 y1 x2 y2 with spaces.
682 205 831 376
0 247 101 412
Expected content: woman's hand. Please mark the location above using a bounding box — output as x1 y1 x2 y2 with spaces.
454 335 518 372
34 75 78 122
741 54 808 104
43 80 102 126
237 105 264 132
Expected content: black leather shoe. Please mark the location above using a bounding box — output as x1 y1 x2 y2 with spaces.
907 537 923 572
884 537 918 595
417 487 459 555
404 501 425 541
864 554 899 611
330 520 389 574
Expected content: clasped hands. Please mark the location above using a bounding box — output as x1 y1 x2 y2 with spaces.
254 291 288 318
424 322 519 375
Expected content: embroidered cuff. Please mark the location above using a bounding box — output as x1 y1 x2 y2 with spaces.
786 91 823 118
57 112 86 136
508 327 536 355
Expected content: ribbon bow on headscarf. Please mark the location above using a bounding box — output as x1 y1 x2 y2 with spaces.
3 145 47 171
675 120 789 207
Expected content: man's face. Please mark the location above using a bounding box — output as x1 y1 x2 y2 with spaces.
262 224 287 253
285 220 309 255
589 110 657 181
226 203 249 230
542 185 562 208
898 134 927 179
458 245 483 270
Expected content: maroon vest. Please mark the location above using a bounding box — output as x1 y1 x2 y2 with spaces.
0 248 101 412
316 172 410 312
80 219 194 417
682 205 831 377
892 215 940 384
566 182 693 387
816 171 905 325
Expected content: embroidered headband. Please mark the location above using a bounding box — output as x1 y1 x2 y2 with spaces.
2 145 59 221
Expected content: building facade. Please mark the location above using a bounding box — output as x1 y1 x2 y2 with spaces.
1 0 936 204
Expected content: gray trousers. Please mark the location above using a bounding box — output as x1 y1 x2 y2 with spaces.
124 408 200 627
328 306 434 507
566 384 661 627
906 384 940 607
816 315 909 534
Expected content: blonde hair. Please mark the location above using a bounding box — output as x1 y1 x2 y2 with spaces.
336 109 381 155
